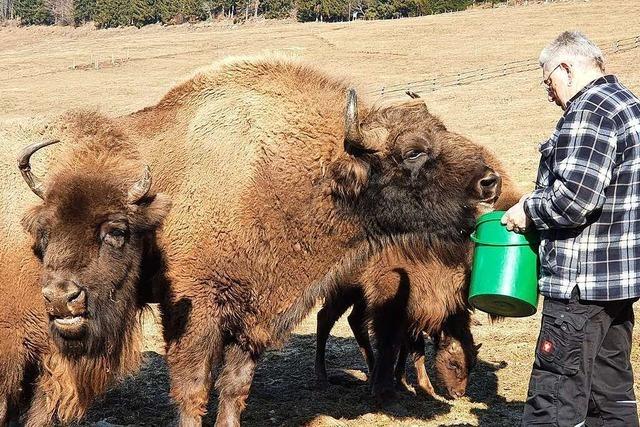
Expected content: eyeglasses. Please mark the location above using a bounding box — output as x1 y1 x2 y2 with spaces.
541 64 562 89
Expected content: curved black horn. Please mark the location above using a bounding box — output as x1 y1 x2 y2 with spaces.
127 165 152 204
344 89 364 147
17 139 60 199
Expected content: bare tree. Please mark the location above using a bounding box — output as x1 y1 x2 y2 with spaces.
1 0 14 20
46 0 73 24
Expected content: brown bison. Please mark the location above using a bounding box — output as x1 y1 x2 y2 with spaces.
316 284 477 399
123 57 503 426
3 56 503 426
0 113 171 425
315 149 522 401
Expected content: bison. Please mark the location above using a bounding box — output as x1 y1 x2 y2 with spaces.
316 283 478 400
3 55 503 426
0 113 171 425
121 56 503 426
315 146 521 401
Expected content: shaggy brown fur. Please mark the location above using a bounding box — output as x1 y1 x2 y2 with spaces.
115 56 507 425
315 122 522 402
0 111 170 425
3 55 508 426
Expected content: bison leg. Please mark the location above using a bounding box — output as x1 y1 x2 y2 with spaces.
315 294 353 387
0 396 7 427
394 341 414 394
214 344 257 427
166 312 223 427
23 385 55 427
370 314 404 402
409 334 437 398
347 299 375 379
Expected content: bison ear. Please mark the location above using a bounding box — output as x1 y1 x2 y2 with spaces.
21 205 48 259
437 331 450 347
21 204 45 237
329 157 370 201
131 193 172 231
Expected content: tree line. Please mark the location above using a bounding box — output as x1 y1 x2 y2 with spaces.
1 0 505 27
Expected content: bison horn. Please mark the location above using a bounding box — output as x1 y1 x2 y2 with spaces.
127 165 152 204
344 89 369 153
17 139 60 199
406 90 421 99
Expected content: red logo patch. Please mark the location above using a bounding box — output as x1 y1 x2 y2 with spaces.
540 339 554 355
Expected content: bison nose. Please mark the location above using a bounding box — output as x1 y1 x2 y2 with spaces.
476 169 502 202
451 390 465 399
42 280 86 316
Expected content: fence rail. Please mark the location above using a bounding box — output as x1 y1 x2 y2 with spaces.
366 35 640 98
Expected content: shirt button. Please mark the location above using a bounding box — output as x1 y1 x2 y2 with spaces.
561 324 568 331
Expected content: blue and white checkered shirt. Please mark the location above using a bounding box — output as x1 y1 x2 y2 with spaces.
524 75 640 301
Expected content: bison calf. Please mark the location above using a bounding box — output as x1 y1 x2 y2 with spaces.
316 286 476 399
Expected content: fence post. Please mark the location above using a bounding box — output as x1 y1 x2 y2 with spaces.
380 86 385 97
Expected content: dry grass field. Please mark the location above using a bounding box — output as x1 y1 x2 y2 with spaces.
2 0 640 425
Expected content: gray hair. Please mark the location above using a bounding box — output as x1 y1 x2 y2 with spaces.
539 31 605 72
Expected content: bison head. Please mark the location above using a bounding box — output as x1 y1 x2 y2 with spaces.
433 311 480 399
330 90 501 241
18 140 171 357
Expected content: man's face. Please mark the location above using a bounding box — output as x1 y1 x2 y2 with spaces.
542 62 570 110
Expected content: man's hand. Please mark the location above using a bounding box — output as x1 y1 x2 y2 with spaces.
501 193 532 234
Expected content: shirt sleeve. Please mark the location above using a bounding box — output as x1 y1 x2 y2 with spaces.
524 111 617 230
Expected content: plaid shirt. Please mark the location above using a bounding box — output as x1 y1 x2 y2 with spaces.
524 75 640 301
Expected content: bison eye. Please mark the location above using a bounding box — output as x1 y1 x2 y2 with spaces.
403 149 426 161
100 222 129 248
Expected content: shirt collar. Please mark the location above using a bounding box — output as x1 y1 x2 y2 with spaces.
565 74 618 110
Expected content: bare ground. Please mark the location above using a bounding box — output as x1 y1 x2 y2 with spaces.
2 0 640 425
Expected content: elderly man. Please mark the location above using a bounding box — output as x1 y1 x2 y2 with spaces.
502 31 640 426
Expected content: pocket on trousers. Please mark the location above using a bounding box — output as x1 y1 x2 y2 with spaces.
536 305 586 376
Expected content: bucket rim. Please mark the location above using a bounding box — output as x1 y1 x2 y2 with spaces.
475 210 507 227
470 231 539 246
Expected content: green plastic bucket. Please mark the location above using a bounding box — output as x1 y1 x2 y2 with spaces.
469 211 540 317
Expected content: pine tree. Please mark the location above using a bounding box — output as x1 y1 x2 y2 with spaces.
73 0 96 24
260 0 291 19
14 0 52 24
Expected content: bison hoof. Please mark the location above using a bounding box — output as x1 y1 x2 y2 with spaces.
395 378 416 395
416 385 439 399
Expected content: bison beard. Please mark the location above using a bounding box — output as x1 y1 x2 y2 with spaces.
1 112 171 425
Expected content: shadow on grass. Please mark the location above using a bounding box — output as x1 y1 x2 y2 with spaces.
79 332 523 426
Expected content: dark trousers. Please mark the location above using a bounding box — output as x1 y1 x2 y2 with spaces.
522 288 639 426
